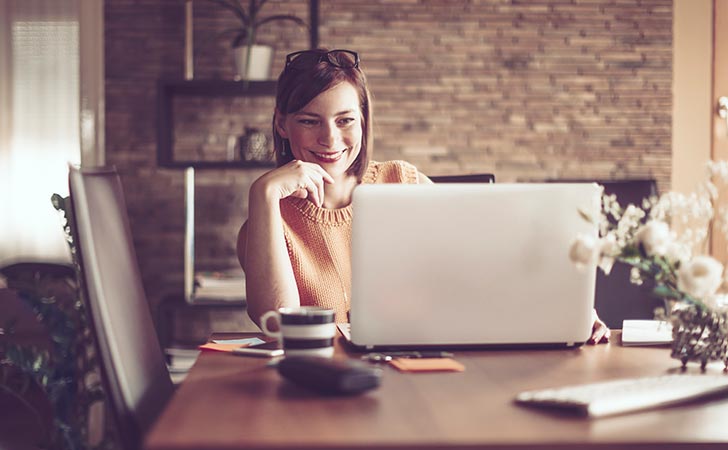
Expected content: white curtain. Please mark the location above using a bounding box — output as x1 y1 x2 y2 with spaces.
0 0 81 266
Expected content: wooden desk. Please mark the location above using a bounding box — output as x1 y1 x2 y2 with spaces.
145 333 728 450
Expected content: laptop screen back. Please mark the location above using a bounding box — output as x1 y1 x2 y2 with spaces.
349 183 600 349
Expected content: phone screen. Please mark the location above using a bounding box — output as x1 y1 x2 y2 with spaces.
232 340 283 357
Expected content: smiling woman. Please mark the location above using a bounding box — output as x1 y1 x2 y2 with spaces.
237 48 432 326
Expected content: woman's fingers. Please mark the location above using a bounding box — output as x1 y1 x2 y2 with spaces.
300 164 333 205
317 173 326 207
316 166 335 184
304 175 322 207
292 161 333 206
588 319 611 344
264 159 335 205
291 187 308 199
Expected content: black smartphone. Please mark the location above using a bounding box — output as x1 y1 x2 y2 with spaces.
231 340 284 358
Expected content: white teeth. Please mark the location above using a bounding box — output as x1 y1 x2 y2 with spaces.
313 150 344 160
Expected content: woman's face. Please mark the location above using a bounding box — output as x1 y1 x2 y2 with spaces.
278 81 363 178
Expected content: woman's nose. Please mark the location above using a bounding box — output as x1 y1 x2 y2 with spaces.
317 122 341 147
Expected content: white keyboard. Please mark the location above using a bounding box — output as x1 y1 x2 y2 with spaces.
515 374 728 418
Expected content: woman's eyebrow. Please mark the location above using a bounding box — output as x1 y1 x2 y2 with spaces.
294 109 356 118
293 111 320 118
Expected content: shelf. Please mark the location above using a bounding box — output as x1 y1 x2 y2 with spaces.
160 160 275 169
157 0 320 169
159 78 277 96
156 79 278 169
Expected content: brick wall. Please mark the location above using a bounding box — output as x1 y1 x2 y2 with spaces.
322 0 672 184
104 0 672 338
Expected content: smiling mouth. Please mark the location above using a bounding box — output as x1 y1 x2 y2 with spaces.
310 149 347 163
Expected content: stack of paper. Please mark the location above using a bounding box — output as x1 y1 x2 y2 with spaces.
194 270 246 303
165 347 201 384
621 320 673 346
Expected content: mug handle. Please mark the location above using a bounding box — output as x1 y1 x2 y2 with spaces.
260 310 283 339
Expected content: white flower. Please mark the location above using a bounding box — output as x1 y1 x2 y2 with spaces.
708 160 728 183
665 241 690 265
630 266 643 285
569 234 597 268
597 233 619 275
704 293 728 311
635 220 671 257
677 256 724 300
599 233 620 256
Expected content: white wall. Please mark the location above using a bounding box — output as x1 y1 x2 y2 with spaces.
672 0 713 194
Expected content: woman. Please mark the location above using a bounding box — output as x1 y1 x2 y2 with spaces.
237 48 428 325
237 48 610 343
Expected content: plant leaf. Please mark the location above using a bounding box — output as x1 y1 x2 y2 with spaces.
203 0 250 26
652 284 679 299
249 0 259 20
255 14 307 29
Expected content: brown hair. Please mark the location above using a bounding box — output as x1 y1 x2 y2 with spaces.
273 48 372 180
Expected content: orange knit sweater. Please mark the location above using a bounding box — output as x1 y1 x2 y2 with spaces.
280 160 421 322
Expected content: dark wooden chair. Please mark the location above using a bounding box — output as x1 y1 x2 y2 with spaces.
429 173 495 184
68 166 174 450
550 178 661 329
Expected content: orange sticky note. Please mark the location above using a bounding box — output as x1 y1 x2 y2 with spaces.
198 342 245 353
389 357 465 373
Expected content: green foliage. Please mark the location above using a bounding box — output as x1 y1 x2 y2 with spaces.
203 0 307 48
0 194 112 450
616 245 707 312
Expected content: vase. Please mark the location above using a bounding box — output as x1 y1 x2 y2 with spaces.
238 127 272 162
232 44 273 81
669 302 728 370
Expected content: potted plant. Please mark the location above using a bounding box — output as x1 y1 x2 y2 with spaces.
0 195 111 449
204 0 307 80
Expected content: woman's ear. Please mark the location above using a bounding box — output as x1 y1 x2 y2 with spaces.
274 110 288 139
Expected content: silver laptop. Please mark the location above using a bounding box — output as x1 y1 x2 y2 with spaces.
345 183 600 350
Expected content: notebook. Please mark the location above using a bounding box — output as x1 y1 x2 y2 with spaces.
621 320 673 346
345 183 601 350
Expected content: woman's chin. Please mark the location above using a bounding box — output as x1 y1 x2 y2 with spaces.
319 158 357 178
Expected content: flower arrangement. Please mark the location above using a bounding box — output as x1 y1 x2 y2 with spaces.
569 162 728 368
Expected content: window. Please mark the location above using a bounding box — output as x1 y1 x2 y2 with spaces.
0 0 81 265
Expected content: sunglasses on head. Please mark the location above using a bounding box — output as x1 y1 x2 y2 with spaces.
284 49 360 70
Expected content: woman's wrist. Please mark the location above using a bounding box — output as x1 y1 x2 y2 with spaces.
250 176 283 206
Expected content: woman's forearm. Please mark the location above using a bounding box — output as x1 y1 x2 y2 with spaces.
241 180 301 326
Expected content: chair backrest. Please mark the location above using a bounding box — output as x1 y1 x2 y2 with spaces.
549 178 660 328
429 173 495 184
68 166 173 450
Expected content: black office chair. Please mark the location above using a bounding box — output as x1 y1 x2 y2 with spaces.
68 166 174 450
429 173 495 184
551 178 661 328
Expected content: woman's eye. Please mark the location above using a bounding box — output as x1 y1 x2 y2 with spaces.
338 117 355 126
298 119 318 126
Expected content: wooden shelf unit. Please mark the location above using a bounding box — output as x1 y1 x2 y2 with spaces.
156 79 278 169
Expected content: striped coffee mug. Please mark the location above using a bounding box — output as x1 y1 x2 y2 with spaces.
260 306 336 357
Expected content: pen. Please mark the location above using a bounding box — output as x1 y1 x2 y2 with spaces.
361 351 454 362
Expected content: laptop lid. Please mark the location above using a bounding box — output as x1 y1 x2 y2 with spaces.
349 183 600 350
